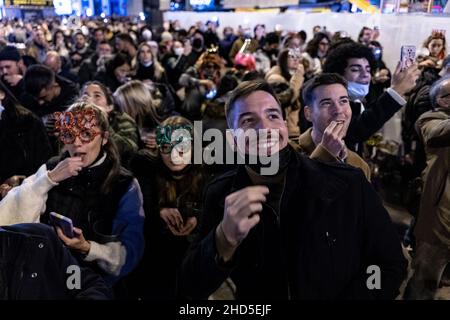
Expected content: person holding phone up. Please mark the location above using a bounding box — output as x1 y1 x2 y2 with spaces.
0 102 145 287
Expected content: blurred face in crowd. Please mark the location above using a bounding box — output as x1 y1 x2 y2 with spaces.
172 41 184 56
64 117 107 168
115 38 126 52
360 29 372 44
94 29 105 43
223 27 233 38
287 51 300 71
75 34 86 49
318 37 330 57
0 60 20 77
97 42 112 57
288 37 302 49
428 38 444 58
304 84 352 138
207 21 217 32
343 58 371 84
114 62 131 83
82 84 113 113
254 25 265 39
44 52 62 73
37 81 60 105
34 28 46 46
55 32 65 45
436 79 450 108
139 44 154 65
230 90 288 156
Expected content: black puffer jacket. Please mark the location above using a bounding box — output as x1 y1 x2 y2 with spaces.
0 223 111 300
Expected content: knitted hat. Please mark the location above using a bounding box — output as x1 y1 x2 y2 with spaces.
0 46 21 62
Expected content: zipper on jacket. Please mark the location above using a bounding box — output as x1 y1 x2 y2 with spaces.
278 177 291 299
263 176 291 299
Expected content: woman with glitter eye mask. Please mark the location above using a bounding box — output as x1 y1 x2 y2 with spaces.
0 101 145 290
125 115 207 299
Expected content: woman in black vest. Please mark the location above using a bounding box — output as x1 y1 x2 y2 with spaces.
0 102 145 288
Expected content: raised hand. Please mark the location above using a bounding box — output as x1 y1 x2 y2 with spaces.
48 157 84 183
221 186 269 246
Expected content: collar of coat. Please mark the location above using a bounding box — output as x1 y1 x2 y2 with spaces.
227 144 350 207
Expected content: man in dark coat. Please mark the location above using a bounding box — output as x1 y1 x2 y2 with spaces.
0 223 111 300
20 64 79 118
180 80 406 300
0 46 26 100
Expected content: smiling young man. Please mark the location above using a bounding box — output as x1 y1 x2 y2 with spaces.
180 80 406 300
300 73 371 180
323 42 420 151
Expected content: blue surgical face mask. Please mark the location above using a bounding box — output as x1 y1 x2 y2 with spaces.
347 81 370 100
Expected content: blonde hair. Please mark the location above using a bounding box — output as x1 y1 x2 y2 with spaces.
136 42 164 80
113 80 161 127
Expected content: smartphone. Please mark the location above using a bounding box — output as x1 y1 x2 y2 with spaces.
205 88 217 100
49 212 74 238
400 45 416 71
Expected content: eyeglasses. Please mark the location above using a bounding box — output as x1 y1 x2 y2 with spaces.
159 139 192 154
59 128 101 145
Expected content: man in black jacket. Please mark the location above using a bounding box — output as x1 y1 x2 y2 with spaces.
20 64 79 118
180 80 406 299
323 42 420 152
0 223 111 300
0 46 26 100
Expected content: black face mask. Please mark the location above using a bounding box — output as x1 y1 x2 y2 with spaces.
192 38 203 50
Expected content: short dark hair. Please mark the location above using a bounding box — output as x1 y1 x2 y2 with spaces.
116 33 135 46
302 73 348 107
97 40 112 49
23 64 55 98
225 80 281 128
323 42 376 76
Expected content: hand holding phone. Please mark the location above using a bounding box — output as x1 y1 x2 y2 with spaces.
400 45 416 71
50 212 74 238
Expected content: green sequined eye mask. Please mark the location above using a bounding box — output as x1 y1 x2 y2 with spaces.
156 124 193 154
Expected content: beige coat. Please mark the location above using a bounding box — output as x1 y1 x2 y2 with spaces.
414 108 450 246
298 128 371 181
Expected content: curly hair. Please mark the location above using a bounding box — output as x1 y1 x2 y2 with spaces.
323 42 376 76
305 32 330 59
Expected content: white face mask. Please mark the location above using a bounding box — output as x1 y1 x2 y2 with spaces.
347 81 369 100
174 47 184 56
141 60 153 67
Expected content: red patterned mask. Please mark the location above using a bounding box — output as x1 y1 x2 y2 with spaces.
54 109 101 145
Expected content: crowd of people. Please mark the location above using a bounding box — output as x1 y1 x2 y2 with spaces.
0 16 449 300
